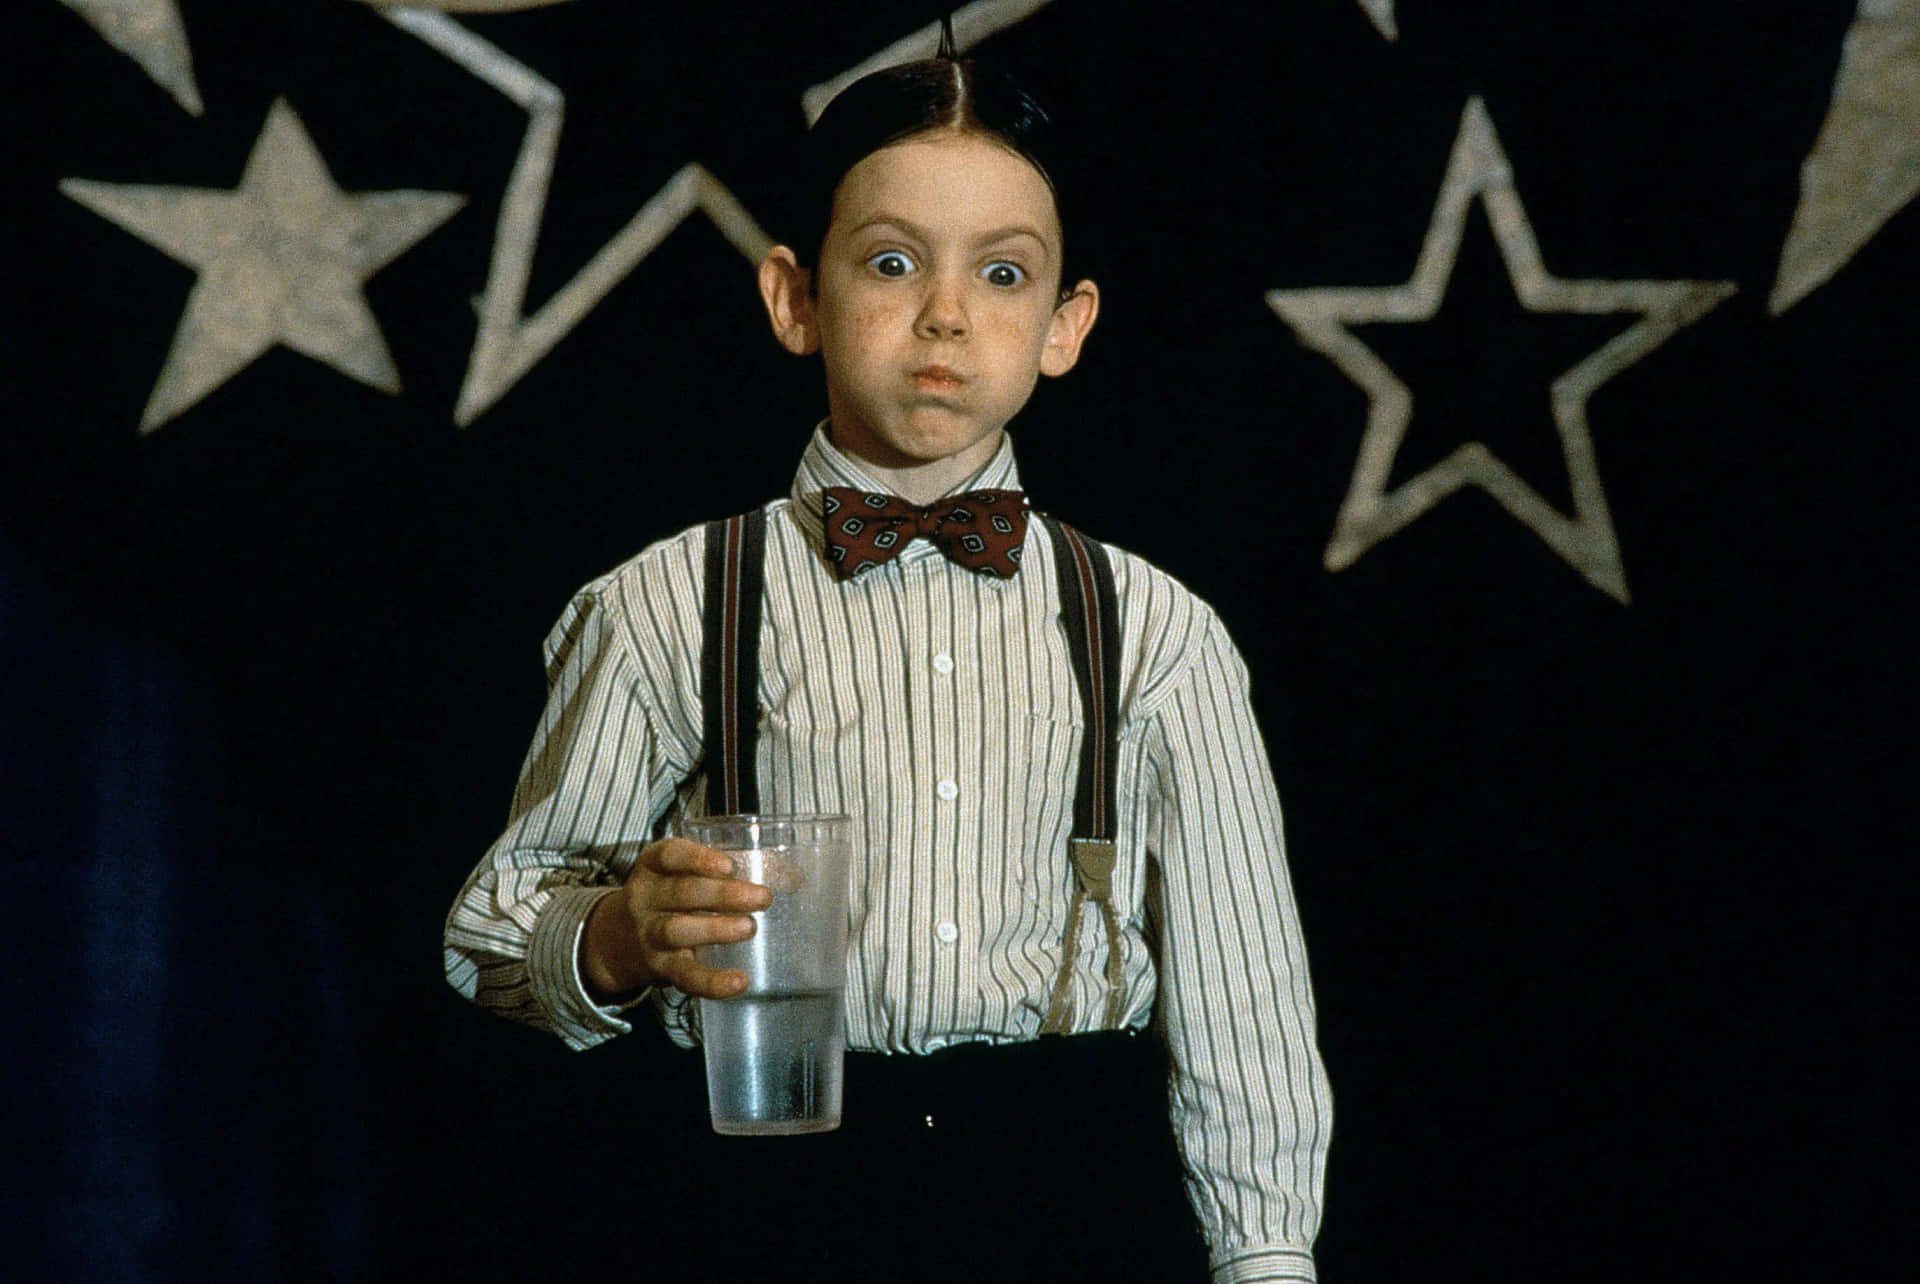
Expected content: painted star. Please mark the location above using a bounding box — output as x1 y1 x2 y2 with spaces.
800 0 1391 123
356 1 579 10
1356 0 1398 41
801 0 1059 125
375 6 769 426
59 0 202 115
1266 97 1735 604
62 99 466 433
1771 0 1920 313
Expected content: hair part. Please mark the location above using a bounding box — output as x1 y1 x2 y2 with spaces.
788 53 1073 292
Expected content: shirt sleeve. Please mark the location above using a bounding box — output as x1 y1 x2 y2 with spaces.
1141 613 1333 1282
442 577 702 1051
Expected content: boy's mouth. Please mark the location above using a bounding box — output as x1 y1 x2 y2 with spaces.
910 365 968 394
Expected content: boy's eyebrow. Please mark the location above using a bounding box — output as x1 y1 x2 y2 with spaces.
848 215 1054 259
974 224 1053 254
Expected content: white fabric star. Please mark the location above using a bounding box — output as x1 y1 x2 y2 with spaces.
1267 98 1736 603
58 0 201 115
801 0 1059 125
61 99 466 433
356 1 578 10
801 1 1393 128
1356 0 1398 41
1771 0 1920 313
375 8 770 426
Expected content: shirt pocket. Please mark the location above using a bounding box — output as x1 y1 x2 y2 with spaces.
1006 705 1083 906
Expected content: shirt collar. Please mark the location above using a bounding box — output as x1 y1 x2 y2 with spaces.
788 423 1024 549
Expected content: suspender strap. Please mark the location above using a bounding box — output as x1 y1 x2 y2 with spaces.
700 509 766 816
1045 518 1122 847
1039 517 1127 1034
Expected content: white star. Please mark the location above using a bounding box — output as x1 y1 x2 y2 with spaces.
801 0 1059 126
1771 0 1920 313
356 1 578 9
798 0 1396 125
1267 97 1736 604
1355 0 1398 41
58 0 202 116
61 99 466 433
375 7 771 426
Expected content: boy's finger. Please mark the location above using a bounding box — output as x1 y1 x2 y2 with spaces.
649 912 756 951
652 873 772 912
663 957 751 999
644 837 737 879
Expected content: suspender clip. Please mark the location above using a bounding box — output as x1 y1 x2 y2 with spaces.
1068 838 1117 903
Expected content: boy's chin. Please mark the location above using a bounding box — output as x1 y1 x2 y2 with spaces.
836 410 1005 469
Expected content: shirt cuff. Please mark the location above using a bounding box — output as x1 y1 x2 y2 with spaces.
1211 1245 1317 1283
649 983 703 1049
528 884 640 1050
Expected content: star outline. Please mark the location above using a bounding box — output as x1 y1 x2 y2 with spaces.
1267 97 1736 604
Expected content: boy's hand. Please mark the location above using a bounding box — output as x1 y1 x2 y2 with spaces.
580 838 771 1002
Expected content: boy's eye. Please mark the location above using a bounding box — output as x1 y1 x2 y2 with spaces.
867 251 916 278
981 261 1027 288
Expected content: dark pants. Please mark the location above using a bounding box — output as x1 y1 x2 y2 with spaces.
699 1030 1211 1282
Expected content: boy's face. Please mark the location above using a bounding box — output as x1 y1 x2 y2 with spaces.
761 130 1098 493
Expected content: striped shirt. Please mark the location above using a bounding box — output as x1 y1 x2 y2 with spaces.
444 428 1332 1282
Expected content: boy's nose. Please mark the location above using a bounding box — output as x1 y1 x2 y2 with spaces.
914 279 968 339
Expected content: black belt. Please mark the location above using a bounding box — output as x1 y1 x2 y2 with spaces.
841 1029 1164 1135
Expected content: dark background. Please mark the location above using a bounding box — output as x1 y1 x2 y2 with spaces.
3 1 1905 1279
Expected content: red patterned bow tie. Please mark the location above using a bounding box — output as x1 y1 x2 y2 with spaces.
821 486 1029 580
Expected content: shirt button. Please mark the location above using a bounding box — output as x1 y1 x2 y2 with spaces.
936 779 959 801
935 920 959 944
932 652 955 675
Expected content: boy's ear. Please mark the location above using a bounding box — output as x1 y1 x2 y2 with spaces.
758 247 820 355
1039 279 1100 378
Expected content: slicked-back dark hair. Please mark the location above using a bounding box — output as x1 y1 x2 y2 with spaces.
788 54 1073 291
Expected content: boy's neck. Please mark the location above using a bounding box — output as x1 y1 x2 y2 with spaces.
827 425 1006 506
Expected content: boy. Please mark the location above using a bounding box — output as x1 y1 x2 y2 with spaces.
445 48 1331 1283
